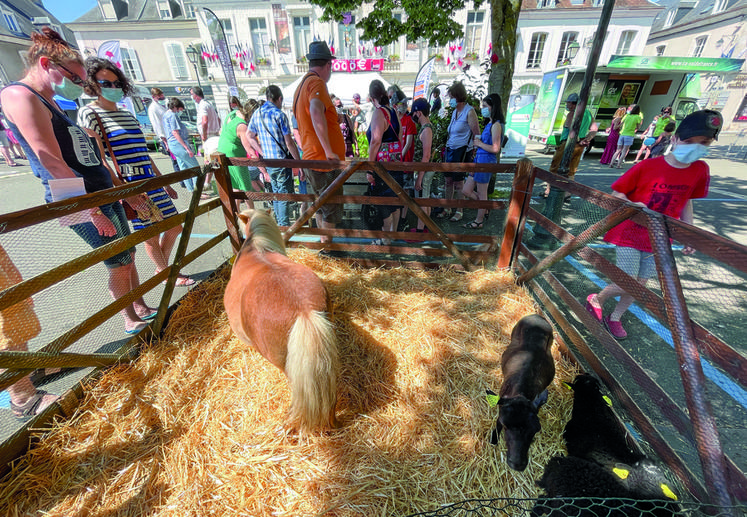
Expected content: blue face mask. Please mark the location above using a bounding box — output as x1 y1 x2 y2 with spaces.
449 98 457 108
481 107 491 118
671 142 709 164
100 88 124 103
52 76 84 101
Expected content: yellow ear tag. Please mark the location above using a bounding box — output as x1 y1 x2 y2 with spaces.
563 382 573 390
486 393 500 408
603 395 613 407
661 484 678 501
613 467 630 479
229 254 237 265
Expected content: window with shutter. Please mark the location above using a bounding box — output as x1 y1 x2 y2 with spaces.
165 43 190 81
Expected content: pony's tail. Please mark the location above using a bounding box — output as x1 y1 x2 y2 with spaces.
285 310 339 431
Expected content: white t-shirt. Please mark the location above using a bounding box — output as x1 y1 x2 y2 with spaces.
147 99 168 140
197 98 221 138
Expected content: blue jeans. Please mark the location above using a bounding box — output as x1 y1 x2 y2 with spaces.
267 166 295 226
169 141 199 191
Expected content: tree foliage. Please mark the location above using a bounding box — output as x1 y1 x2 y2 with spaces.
310 0 486 47
309 0 523 108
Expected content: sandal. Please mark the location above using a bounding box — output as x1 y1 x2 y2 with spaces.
449 211 463 222
11 390 58 419
464 220 484 229
436 209 452 219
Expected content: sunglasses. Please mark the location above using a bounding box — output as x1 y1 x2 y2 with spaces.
97 79 126 89
53 63 85 86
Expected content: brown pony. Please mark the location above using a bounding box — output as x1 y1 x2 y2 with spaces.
224 209 339 431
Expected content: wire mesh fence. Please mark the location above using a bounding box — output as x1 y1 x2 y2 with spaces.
517 170 747 503
406 497 746 517
1 153 745 509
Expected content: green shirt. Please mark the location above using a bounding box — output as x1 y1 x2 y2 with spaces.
620 113 642 137
561 108 593 141
654 114 674 136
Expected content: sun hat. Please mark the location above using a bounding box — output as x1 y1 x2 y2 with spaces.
306 41 335 61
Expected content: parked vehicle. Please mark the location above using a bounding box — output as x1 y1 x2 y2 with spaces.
529 55 744 152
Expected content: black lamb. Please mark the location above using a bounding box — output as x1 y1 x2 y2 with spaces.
489 314 556 471
533 455 680 517
563 373 644 466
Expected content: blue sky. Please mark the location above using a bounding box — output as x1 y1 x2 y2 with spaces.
43 0 98 23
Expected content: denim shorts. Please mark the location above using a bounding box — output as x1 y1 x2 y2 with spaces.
616 246 656 280
70 202 134 268
618 135 634 147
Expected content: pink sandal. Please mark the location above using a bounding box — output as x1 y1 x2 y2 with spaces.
585 294 603 322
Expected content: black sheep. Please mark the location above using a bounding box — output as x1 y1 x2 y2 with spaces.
489 314 556 471
563 373 644 466
533 455 680 517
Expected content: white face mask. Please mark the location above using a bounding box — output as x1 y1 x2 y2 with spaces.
671 142 710 164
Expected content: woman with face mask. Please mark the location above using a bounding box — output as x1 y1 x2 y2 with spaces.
585 110 721 340
440 81 480 222
77 58 193 288
0 28 157 335
461 93 504 229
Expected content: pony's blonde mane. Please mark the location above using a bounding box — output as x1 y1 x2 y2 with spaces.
237 209 287 256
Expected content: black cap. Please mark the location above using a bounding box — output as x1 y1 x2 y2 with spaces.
675 109 723 141
306 41 335 61
411 98 430 116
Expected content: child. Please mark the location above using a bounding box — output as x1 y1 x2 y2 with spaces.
585 110 722 339
649 121 676 158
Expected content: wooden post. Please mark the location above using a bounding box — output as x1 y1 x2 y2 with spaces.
647 212 735 510
498 158 535 269
212 152 242 254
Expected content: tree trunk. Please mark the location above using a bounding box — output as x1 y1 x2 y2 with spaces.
489 0 522 114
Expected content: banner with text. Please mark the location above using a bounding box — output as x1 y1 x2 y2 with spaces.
272 4 291 54
503 94 536 159
331 58 386 73
200 7 239 98
413 57 436 100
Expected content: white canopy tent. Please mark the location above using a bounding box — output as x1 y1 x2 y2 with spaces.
281 72 391 108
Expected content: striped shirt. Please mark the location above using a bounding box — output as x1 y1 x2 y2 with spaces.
78 105 151 169
78 104 177 229
248 102 291 160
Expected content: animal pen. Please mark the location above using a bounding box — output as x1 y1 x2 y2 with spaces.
0 153 744 516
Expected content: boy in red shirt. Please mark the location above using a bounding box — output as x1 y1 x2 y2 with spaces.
585 110 723 339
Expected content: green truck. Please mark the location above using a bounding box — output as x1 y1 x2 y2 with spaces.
528 55 745 151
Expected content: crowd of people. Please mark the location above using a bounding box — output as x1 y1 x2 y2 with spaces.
0 28 723 419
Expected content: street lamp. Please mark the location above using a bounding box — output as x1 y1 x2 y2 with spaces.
566 41 580 62
185 44 202 88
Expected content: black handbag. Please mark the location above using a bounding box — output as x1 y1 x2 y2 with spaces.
361 185 384 231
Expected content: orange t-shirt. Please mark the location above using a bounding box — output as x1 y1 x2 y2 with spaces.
292 72 345 162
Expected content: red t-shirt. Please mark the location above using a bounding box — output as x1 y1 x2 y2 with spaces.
603 156 709 252
400 113 417 176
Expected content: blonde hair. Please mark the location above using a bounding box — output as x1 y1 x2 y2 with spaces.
613 107 627 120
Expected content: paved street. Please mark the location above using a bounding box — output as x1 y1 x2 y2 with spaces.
0 152 233 438
1 142 745 459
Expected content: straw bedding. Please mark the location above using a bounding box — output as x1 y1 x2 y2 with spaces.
0 250 580 516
